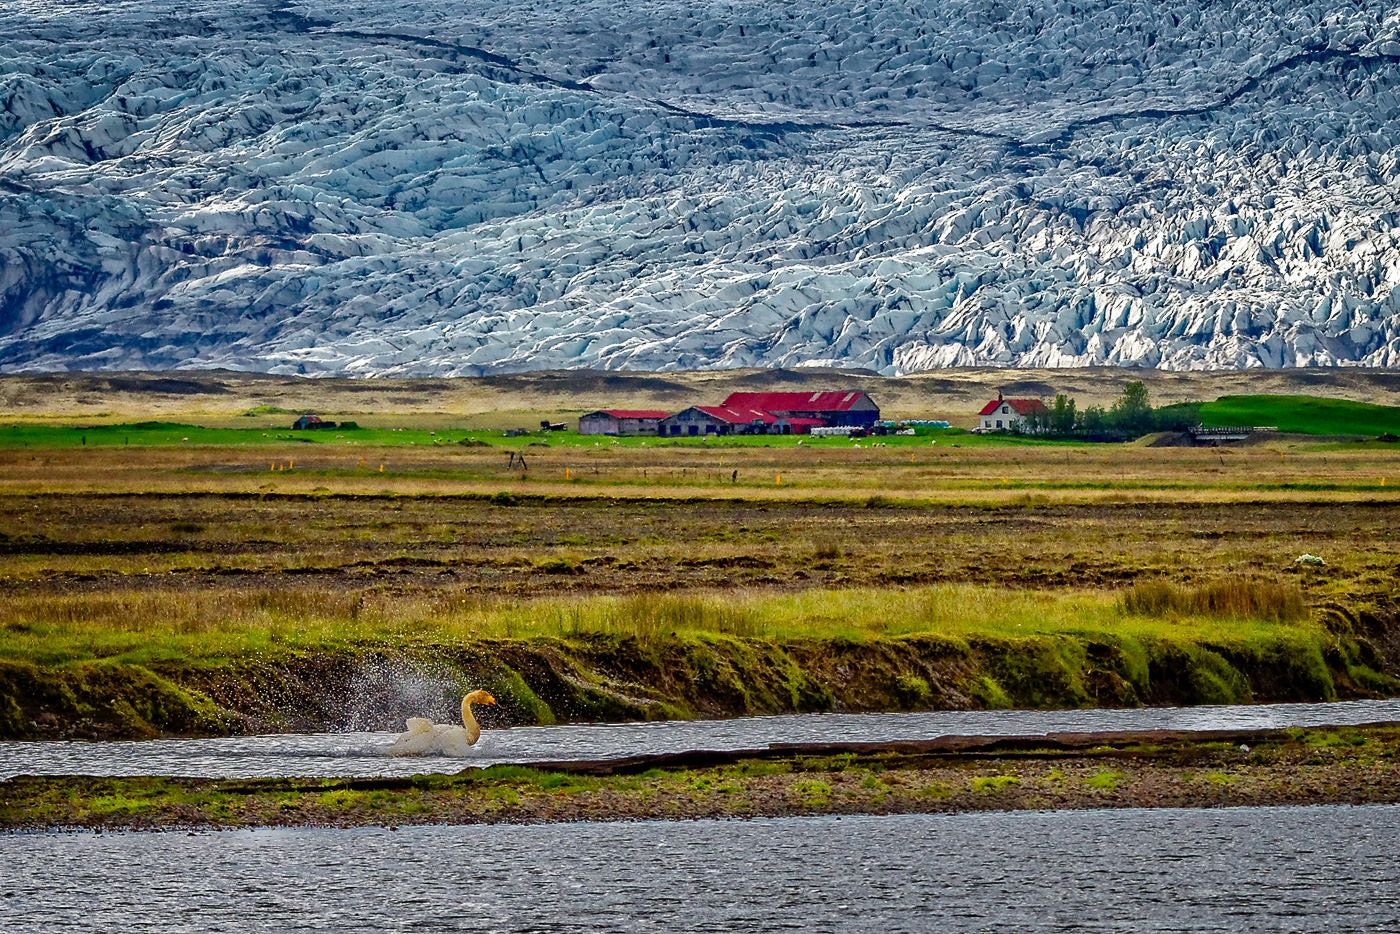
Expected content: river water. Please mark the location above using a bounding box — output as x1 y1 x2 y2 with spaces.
2 698 1399 779
3 805 1397 932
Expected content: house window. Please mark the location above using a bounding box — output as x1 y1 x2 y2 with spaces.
1002 405 1009 414
996 419 1003 429
688 425 699 436
705 424 715 434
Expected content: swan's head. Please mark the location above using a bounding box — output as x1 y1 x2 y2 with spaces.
465 689 497 705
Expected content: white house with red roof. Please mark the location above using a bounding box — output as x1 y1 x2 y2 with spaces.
978 393 1049 432
578 409 672 436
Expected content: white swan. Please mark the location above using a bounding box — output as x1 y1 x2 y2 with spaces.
386 689 496 757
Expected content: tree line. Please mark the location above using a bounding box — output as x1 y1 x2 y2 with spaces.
1018 381 1201 441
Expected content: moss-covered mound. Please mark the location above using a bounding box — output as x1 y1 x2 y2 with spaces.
2 623 1395 741
0 660 236 739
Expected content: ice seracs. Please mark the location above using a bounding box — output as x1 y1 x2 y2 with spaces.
2 0 1400 375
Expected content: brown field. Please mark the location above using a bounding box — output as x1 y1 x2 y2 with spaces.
2 368 1398 621
0 440 1396 619
1 369 1397 739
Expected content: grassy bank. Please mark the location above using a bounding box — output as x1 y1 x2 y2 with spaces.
5 725 1398 831
1 581 1393 740
1199 395 1400 436
0 422 977 451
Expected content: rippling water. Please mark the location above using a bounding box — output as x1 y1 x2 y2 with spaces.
2 699 1398 779
3 805 1398 932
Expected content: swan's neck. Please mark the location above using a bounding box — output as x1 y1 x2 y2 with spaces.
461 695 479 730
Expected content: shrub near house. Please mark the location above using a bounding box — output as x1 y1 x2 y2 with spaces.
996 382 1202 441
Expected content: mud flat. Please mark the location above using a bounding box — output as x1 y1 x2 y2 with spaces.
4 724 1398 832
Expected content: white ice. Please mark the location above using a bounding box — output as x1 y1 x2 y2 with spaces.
1 0 1399 375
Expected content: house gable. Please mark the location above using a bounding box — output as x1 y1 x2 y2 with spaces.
978 396 1048 431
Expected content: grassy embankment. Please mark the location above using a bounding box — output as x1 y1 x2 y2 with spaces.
1200 395 1400 437
2 578 1393 740
5 725 1399 831
1 387 1398 739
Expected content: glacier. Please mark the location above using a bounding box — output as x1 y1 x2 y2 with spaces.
2 0 1400 375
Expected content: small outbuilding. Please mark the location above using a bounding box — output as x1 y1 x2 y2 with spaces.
292 415 337 430
578 409 671 436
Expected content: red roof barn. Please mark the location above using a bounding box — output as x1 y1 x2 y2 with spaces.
719 390 880 428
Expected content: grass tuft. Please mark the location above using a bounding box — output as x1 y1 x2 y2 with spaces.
1119 579 1306 623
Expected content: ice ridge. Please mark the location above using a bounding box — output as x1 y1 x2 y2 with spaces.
1 0 1399 375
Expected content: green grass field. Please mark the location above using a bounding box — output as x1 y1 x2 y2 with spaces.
1199 395 1400 436
0 421 1046 451
0 421 519 449
5 392 1397 449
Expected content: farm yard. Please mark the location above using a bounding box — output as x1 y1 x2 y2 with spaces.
0 369 1398 741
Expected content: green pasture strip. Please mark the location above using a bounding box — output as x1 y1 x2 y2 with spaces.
0 423 510 449
0 422 1070 451
576 430 1077 449
5 396 1398 449
0 582 1325 669
1200 395 1400 436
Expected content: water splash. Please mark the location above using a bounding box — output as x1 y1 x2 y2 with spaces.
335 657 469 732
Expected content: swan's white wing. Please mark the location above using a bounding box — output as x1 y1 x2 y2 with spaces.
386 734 427 756
386 718 442 756
437 727 479 757
386 710 487 756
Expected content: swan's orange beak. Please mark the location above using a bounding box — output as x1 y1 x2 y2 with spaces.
481 692 497 705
